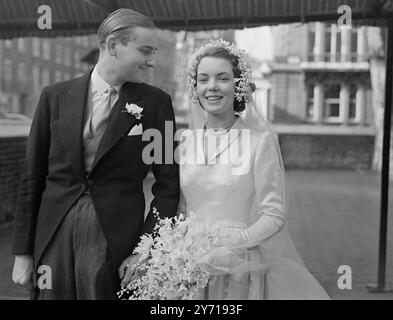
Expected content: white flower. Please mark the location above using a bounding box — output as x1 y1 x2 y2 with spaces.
123 103 144 120
117 210 226 300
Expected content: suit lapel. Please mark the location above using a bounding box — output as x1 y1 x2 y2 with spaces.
90 82 147 173
59 72 92 181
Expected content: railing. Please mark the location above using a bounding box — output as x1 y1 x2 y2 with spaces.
307 53 368 63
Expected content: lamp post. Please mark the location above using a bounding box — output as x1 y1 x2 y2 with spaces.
367 17 393 293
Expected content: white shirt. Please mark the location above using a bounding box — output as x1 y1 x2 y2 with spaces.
82 67 122 143
82 67 122 173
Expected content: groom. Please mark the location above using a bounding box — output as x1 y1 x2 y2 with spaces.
11 8 179 299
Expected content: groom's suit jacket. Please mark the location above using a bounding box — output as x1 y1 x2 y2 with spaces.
12 70 180 268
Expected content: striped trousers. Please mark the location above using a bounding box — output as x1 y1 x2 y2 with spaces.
34 194 120 300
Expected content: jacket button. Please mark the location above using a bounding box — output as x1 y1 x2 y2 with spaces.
87 179 93 186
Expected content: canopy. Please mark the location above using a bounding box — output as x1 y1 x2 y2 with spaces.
1 0 393 38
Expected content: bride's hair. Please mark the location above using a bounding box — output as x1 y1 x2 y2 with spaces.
194 47 246 112
187 39 252 113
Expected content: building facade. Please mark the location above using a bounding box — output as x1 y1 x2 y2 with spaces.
0 36 97 118
257 23 375 169
0 30 236 128
269 22 373 127
145 30 177 102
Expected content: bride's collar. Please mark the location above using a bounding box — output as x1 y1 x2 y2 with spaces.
202 115 244 135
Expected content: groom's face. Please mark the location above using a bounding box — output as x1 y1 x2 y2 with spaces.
115 27 158 83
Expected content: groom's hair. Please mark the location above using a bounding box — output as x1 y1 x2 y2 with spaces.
97 8 156 49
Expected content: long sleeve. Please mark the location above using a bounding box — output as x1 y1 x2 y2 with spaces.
12 87 51 255
221 130 286 249
143 94 180 234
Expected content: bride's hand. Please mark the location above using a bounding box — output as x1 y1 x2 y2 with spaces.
215 227 243 248
119 254 143 288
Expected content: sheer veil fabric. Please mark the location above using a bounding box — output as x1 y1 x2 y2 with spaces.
187 95 305 267
180 95 330 299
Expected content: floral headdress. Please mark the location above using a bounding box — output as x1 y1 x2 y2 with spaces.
186 39 252 104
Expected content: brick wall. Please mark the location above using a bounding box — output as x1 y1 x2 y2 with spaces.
0 137 27 224
279 134 374 170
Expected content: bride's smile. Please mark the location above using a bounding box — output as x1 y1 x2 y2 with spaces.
196 56 236 123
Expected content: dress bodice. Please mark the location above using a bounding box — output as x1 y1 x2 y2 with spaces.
181 159 254 226
180 118 286 227
178 118 330 300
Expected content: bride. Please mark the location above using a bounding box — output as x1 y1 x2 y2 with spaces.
122 39 330 300
177 39 330 300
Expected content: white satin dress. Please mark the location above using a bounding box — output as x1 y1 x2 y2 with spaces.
179 118 330 300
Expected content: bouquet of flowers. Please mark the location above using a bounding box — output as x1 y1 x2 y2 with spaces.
117 208 228 300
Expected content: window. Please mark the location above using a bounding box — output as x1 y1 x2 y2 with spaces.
55 70 62 83
306 84 314 119
32 65 40 92
326 24 342 62
5 39 12 48
324 27 331 62
309 23 360 63
4 59 12 87
350 30 358 62
17 38 25 52
17 62 26 82
41 68 50 86
349 84 357 120
307 81 362 124
74 51 80 69
335 30 341 61
55 44 62 63
42 40 51 60
64 47 71 66
323 84 341 122
308 26 316 61
32 38 40 57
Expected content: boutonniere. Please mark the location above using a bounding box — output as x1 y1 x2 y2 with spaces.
122 103 144 120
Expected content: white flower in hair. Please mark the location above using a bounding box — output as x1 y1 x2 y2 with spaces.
186 39 252 103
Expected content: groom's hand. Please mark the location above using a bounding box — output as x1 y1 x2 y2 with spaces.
12 255 36 291
119 254 142 287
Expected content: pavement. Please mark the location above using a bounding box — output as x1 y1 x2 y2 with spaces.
287 170 393 299
1 169 393 300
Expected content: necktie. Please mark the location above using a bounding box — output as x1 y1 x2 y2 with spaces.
89 86 117 137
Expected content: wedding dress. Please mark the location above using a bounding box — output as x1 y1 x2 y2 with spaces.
178 101 330 300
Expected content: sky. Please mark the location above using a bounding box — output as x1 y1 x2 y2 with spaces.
234 26 274 62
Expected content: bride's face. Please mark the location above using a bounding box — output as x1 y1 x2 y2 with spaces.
196 56 235 116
